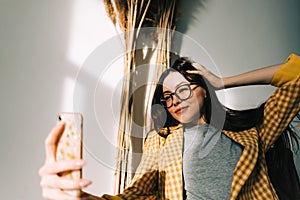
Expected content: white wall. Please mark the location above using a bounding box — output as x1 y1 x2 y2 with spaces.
0 0 299 199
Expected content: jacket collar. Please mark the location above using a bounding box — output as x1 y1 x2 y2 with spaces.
158 124 183 138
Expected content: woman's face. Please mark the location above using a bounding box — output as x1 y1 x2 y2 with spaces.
162 71 207 125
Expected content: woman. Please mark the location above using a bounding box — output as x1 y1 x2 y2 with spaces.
39 54 300 199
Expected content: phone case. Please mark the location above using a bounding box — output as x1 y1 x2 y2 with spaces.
56 112 83 196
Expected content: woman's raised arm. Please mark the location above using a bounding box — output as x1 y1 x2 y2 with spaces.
221 64 282 89
189 62 283 89
191 54 300 89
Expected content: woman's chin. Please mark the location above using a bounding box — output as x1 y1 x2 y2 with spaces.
175 114 201 125
177 117 198 125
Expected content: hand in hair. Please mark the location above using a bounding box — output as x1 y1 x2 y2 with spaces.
188 63 224 90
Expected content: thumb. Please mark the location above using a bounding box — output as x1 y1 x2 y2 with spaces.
44 122 65 163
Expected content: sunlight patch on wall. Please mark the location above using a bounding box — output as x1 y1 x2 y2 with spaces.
61 0 123 110
66 0 117 67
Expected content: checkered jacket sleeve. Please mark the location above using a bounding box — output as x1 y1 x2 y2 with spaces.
229 54 300 200
261 53 300 151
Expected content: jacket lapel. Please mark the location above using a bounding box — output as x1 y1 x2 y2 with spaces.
223 127 259 200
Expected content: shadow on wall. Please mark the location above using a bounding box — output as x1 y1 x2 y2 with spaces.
170 0 207 64
176 0 207 34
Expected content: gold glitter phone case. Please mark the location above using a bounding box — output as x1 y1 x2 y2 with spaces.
57 112 83 196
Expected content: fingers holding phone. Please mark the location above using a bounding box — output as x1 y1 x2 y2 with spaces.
39 113 92 199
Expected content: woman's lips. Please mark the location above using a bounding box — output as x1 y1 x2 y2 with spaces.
175 106 188 114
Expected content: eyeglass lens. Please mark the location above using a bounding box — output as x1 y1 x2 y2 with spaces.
161 84 193 108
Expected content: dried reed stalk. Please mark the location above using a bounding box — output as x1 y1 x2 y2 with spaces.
103 0 180 193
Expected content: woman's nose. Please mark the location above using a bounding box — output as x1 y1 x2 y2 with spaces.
172 95 181 106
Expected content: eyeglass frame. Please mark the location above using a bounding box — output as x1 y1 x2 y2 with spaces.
160 83 200 108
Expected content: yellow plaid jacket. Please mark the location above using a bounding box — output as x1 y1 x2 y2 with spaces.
103 54 300 200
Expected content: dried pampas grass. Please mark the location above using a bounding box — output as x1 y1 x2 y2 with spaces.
102 0 180 193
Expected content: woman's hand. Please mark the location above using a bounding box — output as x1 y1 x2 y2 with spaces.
39 122 93 200
188 63 224 90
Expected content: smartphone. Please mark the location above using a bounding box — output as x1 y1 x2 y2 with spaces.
56 112 83 196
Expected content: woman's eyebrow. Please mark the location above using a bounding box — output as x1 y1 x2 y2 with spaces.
163 90 172 94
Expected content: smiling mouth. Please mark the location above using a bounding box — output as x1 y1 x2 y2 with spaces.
175 106 188 114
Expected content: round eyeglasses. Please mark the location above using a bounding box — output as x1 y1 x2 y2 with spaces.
160 83 199 108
